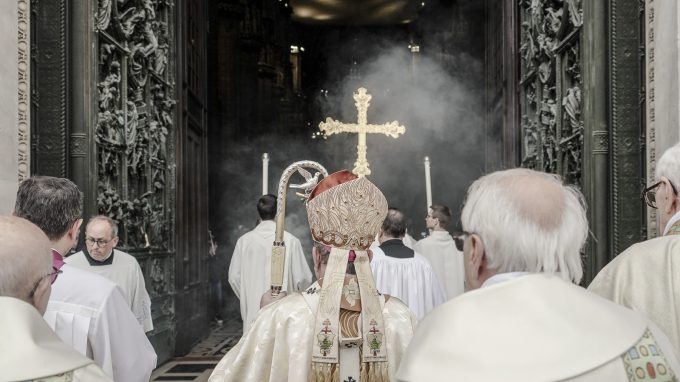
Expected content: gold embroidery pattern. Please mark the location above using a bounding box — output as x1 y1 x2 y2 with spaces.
307 177 388 250
340 309 360 338
623 329 677 381
667 220 680 236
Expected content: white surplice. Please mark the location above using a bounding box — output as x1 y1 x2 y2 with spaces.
589 234 680 355
209 282 416 382
397 273 680 381
370 247 447 320
229 220 312 331
414 230 465 300
0 297 113 382
402 232 417 249
66 249 153 332
44 262 157 382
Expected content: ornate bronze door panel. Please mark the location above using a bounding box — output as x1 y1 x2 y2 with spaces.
174 0 209 354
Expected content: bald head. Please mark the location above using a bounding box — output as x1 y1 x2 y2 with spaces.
461 168 588 284
382 208 407 239
0 216 52 306
498 172 565 229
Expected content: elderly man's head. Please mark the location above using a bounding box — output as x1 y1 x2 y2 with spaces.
0 216 55 314
460 168 588 289
652 143 680 232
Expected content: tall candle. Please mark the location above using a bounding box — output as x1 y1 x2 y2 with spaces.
424 156 432 211
262 153 269 195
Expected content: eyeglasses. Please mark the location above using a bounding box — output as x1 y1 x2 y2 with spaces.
85 237 112 247
453 231 472 252
29 267 62 298
643 179 678 209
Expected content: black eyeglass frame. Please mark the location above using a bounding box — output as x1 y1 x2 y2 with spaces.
643 179 679 209
85 237 113 247
29 267 62 298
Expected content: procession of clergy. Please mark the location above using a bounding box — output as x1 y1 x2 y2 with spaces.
3 143 680 382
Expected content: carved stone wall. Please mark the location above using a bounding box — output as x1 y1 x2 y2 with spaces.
508 0 646 280
518 0 584 187
644 0 680 238
31 0 68 177
94 0 177 361
645 0 658 237
0 0 25 213
609 0 645 254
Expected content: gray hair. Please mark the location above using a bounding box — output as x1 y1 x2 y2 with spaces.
87 215 119 238
461 168 588 283
656 142 680 190
14 176 83 241
0 216 52 299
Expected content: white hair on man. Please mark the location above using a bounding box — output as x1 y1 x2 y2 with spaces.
655 142 680 188
461 168 588 283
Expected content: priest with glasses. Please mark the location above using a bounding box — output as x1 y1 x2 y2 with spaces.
590 142 680 354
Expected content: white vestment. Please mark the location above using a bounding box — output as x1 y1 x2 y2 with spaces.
66 249 153 332
370 247 447 320
589 234 680 355
396 274 680 381
229 220 312 331
414 231 465 299
209 282 416 381
44 262 157 382
0 297 112 382
402 232 416 249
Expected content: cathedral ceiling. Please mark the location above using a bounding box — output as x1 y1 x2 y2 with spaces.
289 0 421 25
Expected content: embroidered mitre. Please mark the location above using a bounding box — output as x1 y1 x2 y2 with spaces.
305 171 390 380
306 171 388 250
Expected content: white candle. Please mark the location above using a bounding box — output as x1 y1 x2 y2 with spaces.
262 153 269 195
424 156 432 211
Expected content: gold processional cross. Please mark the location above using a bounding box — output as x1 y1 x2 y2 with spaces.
319 87 406 177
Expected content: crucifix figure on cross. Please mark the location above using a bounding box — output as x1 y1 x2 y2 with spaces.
319 87 406 177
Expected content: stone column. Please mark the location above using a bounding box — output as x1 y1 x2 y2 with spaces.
646 0 680 237
0 1 29 213
582 0 610 282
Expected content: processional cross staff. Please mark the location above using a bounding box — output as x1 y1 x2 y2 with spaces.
319 87 406 177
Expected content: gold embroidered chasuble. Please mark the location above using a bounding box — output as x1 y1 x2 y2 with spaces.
208 282 416 382
589 223 680 356
398 274 680 381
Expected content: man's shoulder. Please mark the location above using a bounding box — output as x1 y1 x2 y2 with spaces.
113 249 142 267
600 235 680 275
54 264 119 299
413 252 437 268
384 295 411 313
64 251 87 265
282 230 302 243
622 235 680 258
253 293 313 324
407 275 648 380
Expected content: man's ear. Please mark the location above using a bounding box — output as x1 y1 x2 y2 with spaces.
69 219 83 240
669 180 680 215
111 236 119 248
31 277 52 315
663 178 678 215
469 234 487 283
